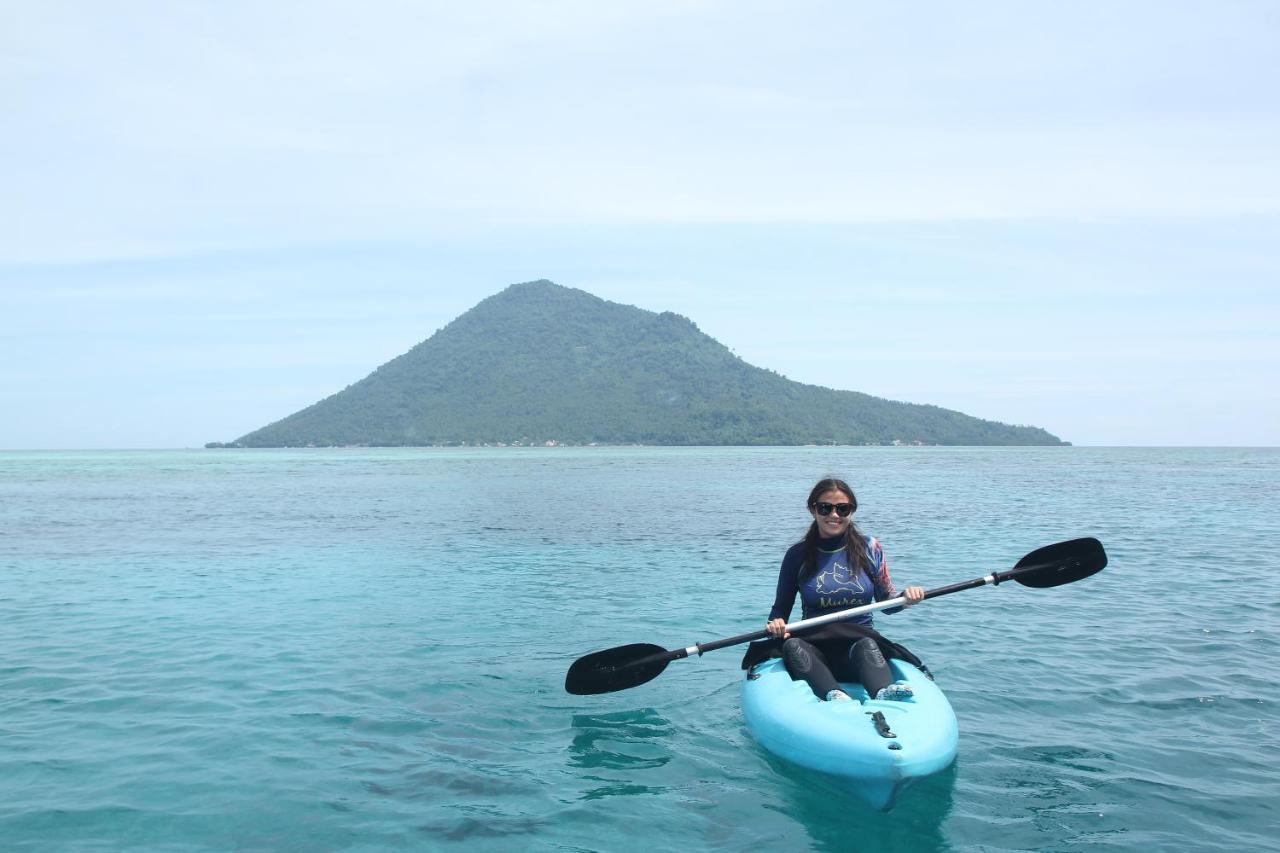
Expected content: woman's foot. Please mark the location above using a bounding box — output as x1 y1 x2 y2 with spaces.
874 683 914 701
825 689 853 702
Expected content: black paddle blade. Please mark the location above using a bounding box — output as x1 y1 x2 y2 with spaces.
564 643 673 695
1008 537 1107 588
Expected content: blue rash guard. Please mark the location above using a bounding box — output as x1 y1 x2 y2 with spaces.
768 533 902 627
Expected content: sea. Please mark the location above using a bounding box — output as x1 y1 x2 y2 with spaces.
1 446 1276 852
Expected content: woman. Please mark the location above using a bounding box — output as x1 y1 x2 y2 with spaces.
765 477 925 702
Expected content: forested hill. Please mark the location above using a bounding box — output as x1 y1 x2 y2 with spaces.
217 280 1067 447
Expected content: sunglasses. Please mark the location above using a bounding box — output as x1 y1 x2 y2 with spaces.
813 501 854 518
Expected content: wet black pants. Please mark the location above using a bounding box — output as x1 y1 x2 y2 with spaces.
781 636 894 700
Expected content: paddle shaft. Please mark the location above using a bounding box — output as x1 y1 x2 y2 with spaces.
674 561 1042 660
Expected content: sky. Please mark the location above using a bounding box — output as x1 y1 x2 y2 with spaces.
2 1 1277 448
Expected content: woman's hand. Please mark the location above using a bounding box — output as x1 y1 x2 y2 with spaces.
765 618 790 640
902 586 925 606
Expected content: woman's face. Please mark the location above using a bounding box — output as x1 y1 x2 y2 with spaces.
810 489 854 537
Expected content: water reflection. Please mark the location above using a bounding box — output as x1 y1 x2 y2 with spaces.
767 753 957 852
568 708 674 771
568 708 675 801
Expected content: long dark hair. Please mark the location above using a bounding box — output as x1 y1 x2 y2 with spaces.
800 477 873 580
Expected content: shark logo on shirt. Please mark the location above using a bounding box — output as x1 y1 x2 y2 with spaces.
814 558 868 609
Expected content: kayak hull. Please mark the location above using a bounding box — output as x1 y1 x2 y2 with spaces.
742 657 958 811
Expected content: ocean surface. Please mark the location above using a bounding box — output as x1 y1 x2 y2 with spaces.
1 446 1277 851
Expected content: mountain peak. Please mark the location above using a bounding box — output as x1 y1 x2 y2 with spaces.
492 278 562 297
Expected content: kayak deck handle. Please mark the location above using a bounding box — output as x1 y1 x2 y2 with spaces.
867 711 896 739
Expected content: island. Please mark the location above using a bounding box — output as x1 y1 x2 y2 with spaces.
210 280 1067 447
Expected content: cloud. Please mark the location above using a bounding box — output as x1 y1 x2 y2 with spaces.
4 1 1279 263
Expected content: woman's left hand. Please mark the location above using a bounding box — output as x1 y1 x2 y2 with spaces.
902 586 925 606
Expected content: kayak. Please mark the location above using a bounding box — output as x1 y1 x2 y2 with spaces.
742 656 958 811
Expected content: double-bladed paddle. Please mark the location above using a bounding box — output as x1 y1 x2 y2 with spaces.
564 536 1106 696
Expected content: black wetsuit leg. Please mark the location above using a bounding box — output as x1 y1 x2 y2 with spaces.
781 637 841 699
849 637 893 698
783 636 896 699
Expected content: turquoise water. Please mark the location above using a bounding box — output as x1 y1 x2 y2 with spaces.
1 447 1277 851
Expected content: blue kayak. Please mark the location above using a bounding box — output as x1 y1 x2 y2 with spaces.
742 657 958 811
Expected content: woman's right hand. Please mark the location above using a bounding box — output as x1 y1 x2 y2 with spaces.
766 618 789 640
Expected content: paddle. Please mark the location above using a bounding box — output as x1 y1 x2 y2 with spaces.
564 536 1106 696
